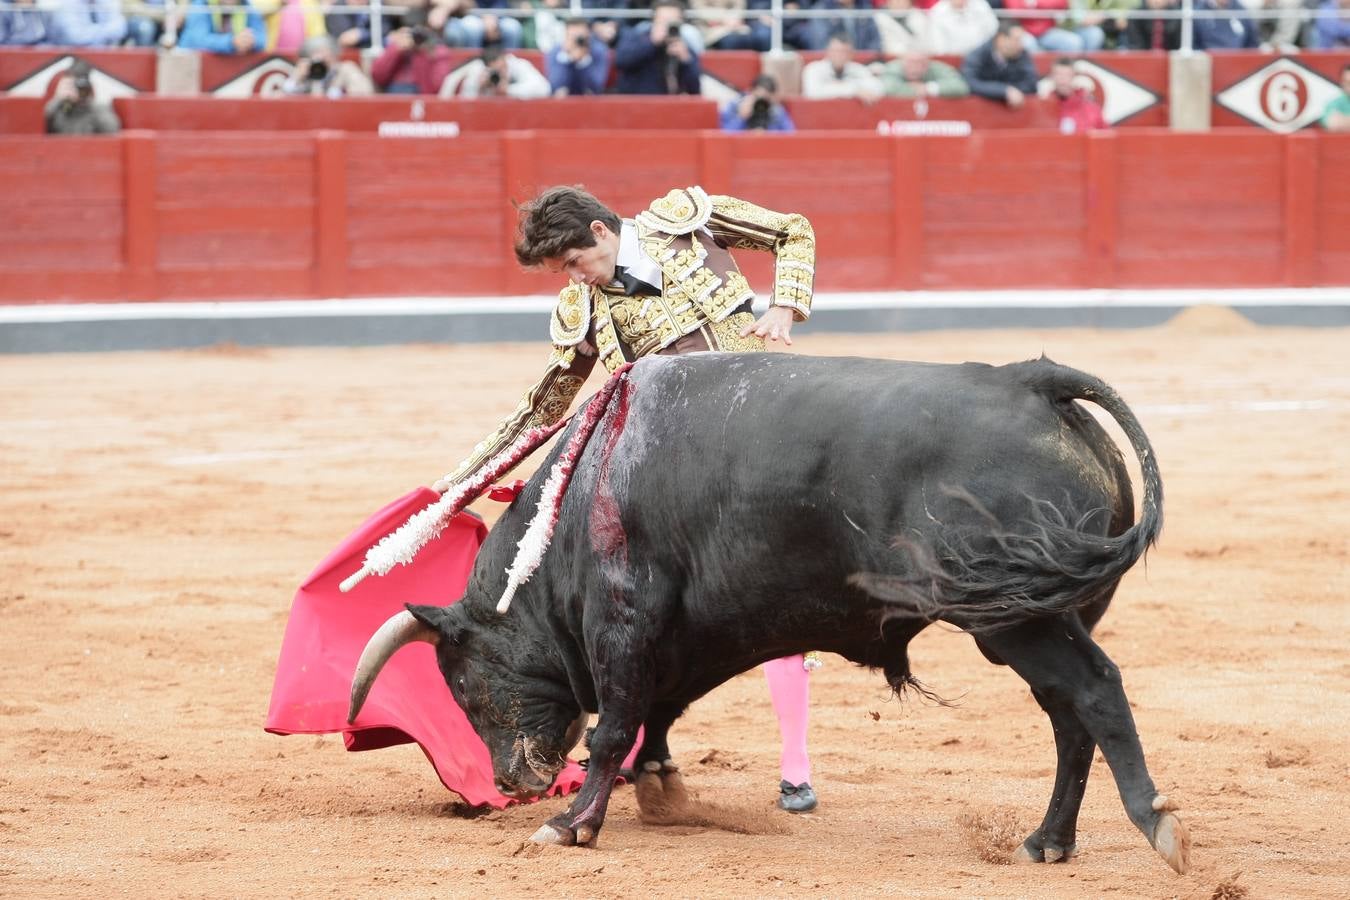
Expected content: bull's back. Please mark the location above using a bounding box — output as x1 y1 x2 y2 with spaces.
607 353 1131 608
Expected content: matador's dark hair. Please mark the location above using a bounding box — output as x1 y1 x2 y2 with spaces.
513 186 621 268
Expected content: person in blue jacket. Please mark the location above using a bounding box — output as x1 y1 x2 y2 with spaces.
1192 0 1260 50
720 74 796 132
613 0 702 95
44 0 127 46
547 17 612 96
177 0 266 54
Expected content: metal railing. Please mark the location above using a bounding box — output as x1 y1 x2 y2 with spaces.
0 0 1327 56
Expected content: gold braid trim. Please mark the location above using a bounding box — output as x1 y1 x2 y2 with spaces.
442 346 595 486
707 310 765 352
706 195 816 321
549 283 591 346
635 186 714 235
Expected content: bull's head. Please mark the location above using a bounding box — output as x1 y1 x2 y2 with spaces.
347 604 588 799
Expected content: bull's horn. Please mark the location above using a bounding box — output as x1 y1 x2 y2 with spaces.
347 610 439 724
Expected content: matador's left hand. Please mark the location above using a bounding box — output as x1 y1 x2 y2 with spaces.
740 306 796 345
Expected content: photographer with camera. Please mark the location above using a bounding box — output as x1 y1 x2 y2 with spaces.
546 17 611 97
439 40 550 98
613 0 703 95
720 74 795 132
371 24 455 94
44 63 121 136
281 35 373 97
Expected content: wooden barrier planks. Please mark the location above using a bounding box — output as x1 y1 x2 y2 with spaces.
0 130 1346 302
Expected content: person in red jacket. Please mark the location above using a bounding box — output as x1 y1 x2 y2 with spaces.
372 24 455 94
1046 58 1106 133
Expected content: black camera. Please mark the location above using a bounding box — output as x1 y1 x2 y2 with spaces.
664 21 683 46
747 97 771 129
307 60 329 81
410 25 435 46
487 70 502 87
573 34 588 49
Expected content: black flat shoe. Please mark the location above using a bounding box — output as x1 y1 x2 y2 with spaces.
778 780 818 813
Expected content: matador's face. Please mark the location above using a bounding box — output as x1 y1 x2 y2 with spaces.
544 220 621 289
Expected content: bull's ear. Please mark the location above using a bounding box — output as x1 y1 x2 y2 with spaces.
405 604 462 645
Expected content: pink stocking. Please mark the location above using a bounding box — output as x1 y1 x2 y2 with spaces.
763 655 812 785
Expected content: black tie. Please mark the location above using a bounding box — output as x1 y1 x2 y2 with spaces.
614 266 659 297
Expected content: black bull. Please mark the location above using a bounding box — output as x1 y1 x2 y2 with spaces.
349 353 1190 874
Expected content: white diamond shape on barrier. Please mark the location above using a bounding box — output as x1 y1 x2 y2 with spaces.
210 57 296 97
1036 59 1160 126
1216 57 1341 134
5 55 139 99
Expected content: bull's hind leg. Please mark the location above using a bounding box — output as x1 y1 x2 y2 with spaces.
1014 687 1095 863
632 702 692 821
976 616 1190 874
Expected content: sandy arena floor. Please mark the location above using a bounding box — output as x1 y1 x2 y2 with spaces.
3 311 1348 898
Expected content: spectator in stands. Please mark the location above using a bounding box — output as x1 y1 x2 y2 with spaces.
961 22 1038 107
696 0 772 51
178 0 266 54
372 25 455 93
1236 0 1302 52
281 35 374 96
546 18 611 96
801 33 885 100
777 0 832 51
1321 62 1350 130
821 0 884 53
613 0 703 95
1192 0 1259 49
440 41 551 96
925 0 998 56
123 0 170 46
1079 0 1133 49
428 0 524 49
0 0 50 45
1125 0 1182 50
874 0 933 56
253 0 328 54
879 49 969 97
45 0 127 46
523 0 568 52
326 0 384 50
1313 0 1350 48
720 73 796 130
45 63 120 135
1042 57 1105 131
1003 0 1105 52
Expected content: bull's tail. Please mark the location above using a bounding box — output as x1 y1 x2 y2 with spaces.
855 359 1163 634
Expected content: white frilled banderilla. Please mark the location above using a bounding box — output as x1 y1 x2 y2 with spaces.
340 364 636 614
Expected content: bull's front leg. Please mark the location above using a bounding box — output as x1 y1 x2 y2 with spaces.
531 705 643 847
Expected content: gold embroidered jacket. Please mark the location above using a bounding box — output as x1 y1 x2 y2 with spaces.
442 186 816 487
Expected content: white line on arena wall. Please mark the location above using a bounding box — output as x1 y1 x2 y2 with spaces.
2 288 1349 324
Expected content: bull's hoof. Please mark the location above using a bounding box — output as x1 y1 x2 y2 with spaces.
530 823 573 846
635 759 690 821
1151 812 1191 875
1013 837 1078 865
529 821 600 848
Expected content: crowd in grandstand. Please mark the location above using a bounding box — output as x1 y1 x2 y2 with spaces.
5 0 1349 134
3 0 1349 55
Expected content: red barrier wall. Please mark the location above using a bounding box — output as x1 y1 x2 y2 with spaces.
0 129 1346 303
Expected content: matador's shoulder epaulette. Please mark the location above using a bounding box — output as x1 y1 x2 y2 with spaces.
635 186 713 236
550 283 591 346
